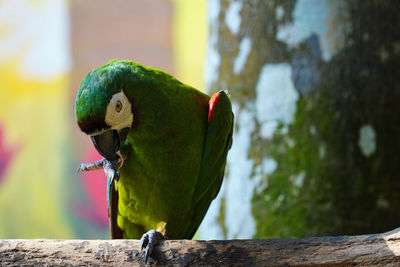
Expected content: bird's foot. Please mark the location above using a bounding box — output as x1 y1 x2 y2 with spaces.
140 229 165 263
77 156 122 182
77 158 106 173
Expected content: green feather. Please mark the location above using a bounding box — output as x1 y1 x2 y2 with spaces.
75 60 234 239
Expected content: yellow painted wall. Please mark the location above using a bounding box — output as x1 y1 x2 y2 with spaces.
0 0 73 238
173 0 207 91
0 60 72 238
0 0 207 239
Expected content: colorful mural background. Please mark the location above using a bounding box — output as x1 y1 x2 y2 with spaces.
0 0 206 239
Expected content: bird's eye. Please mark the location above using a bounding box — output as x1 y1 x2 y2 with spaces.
115 100 122 113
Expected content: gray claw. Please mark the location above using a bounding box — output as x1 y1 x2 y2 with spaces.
140 232 149 251
140 229 164 263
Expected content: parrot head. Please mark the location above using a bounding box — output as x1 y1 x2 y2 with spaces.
75 60 133 163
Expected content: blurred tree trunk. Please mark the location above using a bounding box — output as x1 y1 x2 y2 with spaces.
200 0 400 239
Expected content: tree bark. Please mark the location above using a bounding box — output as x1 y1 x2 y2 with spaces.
1 228 400 266
200 0 400 239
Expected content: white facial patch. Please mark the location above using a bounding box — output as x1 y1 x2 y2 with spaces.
105 90 133 130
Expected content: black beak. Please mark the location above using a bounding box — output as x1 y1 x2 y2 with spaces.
91 127 130 162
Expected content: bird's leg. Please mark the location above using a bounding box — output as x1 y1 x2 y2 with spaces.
102 158 120 182
140 222 167 263
77 158 106 173
77 152 124 181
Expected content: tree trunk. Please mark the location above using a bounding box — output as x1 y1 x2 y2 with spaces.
200 0 400 239
1 228 400 266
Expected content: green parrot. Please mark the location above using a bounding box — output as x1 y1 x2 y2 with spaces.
76 59 233 262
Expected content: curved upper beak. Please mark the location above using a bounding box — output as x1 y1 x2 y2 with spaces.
90 127 130 162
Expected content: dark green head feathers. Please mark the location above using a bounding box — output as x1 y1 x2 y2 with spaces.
76 60 133 134
76 59 182 134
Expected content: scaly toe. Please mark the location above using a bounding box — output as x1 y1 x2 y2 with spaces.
140 229 164 263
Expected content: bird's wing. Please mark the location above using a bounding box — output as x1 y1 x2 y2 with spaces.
184 91 234 238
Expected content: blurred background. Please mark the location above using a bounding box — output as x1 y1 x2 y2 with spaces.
1 0 400 241
0 0 206 239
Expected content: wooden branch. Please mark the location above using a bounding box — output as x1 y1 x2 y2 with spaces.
1 228 400 266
